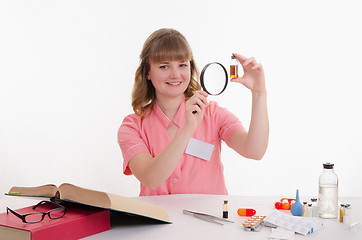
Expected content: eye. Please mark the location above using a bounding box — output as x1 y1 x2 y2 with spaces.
179 63 189 68
159 65 169 69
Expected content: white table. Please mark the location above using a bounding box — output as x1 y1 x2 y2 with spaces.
1 194 361 239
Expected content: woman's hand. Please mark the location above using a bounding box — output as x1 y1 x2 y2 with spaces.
184 91 208 132
230 53 266 94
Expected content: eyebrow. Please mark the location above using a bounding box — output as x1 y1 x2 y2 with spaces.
157 60 189 64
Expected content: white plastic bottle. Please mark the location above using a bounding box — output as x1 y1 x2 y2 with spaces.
318 163 338 219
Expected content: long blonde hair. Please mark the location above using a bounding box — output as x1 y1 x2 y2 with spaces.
132 28 201 117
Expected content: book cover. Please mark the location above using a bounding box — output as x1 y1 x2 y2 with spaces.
7 183 171 224
0 202 110 240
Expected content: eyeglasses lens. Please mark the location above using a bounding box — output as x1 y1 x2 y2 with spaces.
49 208 66 219
24 213 44 223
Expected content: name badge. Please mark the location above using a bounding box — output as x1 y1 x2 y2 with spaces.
185 138 215 161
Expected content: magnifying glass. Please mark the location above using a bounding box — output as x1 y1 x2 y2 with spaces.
192 62 229 114
200 62 229 96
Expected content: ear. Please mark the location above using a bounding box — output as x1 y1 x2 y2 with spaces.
147 72 151 80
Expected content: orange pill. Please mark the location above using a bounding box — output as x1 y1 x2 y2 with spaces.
282 202 290 210
237 208 256 217
281 198 290 210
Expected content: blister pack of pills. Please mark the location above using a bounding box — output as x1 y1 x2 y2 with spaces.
242 215 266 231
264 210 322 235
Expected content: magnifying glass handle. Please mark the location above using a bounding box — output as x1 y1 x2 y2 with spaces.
192 104 200 114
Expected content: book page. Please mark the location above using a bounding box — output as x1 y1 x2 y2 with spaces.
58 183 111 208
0 226 31 240
7 184 58 197
108 193 171 223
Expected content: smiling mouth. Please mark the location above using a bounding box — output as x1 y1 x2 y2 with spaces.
166 82 182 86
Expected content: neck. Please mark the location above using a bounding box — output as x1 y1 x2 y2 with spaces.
156 95 183 121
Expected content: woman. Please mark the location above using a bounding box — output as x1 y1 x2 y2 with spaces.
118 28 269 196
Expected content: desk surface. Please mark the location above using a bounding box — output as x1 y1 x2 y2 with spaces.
1 194 361 240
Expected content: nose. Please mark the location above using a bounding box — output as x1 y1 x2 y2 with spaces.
170 67 181 79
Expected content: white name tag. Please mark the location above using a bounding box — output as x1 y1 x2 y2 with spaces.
185 138 215 161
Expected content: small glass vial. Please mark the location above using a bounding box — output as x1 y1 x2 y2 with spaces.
318 163 338 219
310 198 318 217
302 202 308 217
230 56 238 78
307 204 313 217
344 204 351 224
223 200 229 219
339 204 345 222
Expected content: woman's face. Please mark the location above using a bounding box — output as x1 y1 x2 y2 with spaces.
148 60 191 99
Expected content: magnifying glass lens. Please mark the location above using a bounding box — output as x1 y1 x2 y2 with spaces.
200 62 228 96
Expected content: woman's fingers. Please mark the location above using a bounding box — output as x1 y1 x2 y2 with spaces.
189 91 208 114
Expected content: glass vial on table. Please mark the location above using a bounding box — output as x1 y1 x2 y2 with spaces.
223 200 229 219
344 204 351 224
339 204 345 222
311 198 318 217
230 56 238 78
307 204 313 217
318 163 338 219
302 202 308 217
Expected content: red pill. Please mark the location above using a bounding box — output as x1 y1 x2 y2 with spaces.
275 202 283 210
237 208 256 217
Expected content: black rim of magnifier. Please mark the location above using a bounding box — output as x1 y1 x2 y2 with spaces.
200 62 228 96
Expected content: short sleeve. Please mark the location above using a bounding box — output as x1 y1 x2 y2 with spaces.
117 114 149 175
210 102 245 144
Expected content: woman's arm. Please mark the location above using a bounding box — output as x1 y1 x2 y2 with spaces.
228 53 269 160
128 91 208 189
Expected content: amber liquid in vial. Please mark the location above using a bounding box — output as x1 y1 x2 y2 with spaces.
230 65 238 78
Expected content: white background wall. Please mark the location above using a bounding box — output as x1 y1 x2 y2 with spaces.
1 0 361 198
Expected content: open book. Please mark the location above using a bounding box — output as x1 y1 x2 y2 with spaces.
6 183 171 224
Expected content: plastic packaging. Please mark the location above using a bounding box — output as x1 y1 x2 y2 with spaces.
242 215 266 231
318 163 338 219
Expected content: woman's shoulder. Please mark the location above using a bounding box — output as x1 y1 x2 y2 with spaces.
206 101 223 113
120 113 143 129
205 100 239 120
120 108 153 129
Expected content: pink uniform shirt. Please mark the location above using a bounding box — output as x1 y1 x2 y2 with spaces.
118 97 244 196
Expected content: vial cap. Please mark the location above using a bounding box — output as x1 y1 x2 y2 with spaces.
224 200 228 204
231 55 237 59
311 198 317 202
323 163 334 169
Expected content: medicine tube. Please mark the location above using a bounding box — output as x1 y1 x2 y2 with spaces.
230 56 238 78
223 200 229 219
